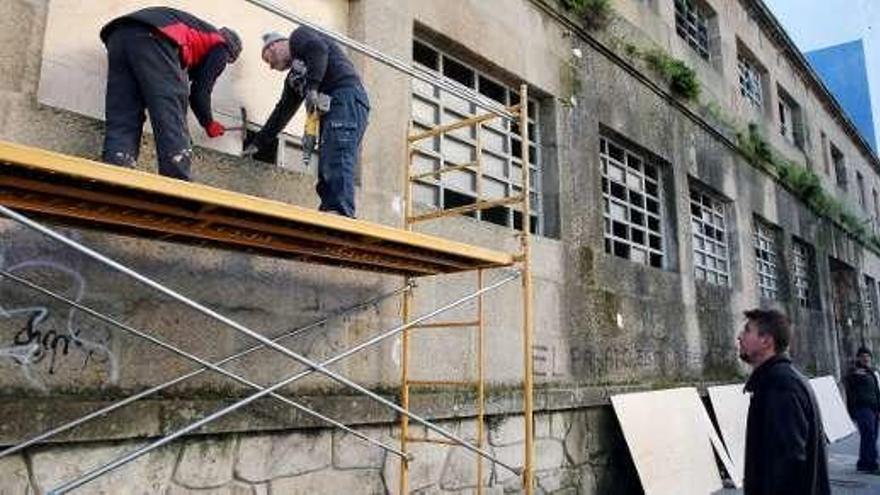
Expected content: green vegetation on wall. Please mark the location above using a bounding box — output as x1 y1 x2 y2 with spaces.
561 0 613 30
736 124 880 251
641 48 701 101
621 43 701 102
556 0 877 252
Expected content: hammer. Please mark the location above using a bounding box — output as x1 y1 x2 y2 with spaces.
224 106 249 152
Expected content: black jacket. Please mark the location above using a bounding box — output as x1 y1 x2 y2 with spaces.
254 26 363 149
743 355 830 495
101 7 231 127
845 364 880 413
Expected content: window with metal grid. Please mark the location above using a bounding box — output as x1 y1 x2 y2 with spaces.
674 0 711 60
792 241 812 308
601 136 664 268
689 186 729 285
831 143 847 190
753 220 779 300
738 53 763 108
410 39 542 235
778 100 792 143
777 86 804 148
864 275 877 327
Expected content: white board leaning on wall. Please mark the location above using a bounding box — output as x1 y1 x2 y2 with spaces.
707 383 750 488
809 375 857 443
611 387 737 495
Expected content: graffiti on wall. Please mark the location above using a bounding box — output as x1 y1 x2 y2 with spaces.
0 258 119 389
533 342 727 380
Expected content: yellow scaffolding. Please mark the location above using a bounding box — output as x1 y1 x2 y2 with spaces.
398 85 535 494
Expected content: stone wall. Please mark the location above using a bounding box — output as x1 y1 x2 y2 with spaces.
0 408 639 494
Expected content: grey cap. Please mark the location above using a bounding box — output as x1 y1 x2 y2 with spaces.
262 31 288 54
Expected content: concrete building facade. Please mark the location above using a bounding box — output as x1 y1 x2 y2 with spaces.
0 0 879 493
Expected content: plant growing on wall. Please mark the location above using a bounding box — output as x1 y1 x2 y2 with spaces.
561 0 613 30
620 44 701 102
735 123 880 252
641 48 701 101
736 123 773 167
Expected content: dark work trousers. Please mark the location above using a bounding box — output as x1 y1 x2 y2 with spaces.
102 23 192 181
853 406 879 471
317 85 370 217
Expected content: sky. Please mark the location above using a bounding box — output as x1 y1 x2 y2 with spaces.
764 0 880 151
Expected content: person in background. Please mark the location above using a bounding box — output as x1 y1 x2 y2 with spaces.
845 346 880 473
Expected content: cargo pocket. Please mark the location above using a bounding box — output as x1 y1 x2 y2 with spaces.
324 121 359 149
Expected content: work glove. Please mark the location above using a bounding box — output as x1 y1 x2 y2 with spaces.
286 59 308 95
206 121 225 138
242 144 259 157
304 89 320 114
304 90 332 115
242 133 259 157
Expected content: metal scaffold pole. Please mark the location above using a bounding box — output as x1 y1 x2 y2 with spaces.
398 78 533 493
0 282 412 460
519 84 536 495
0 269 408 459
241 0 515 121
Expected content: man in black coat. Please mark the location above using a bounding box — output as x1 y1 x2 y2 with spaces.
100 7 242 180
845 346 880 472
245 28 370 217
738 308 830 495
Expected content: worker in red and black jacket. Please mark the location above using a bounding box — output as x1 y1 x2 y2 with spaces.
99 7 242 181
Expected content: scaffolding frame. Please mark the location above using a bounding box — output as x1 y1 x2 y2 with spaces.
0 205 523 494
399 86 535 493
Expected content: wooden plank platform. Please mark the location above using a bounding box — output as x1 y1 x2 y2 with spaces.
0 141 513 276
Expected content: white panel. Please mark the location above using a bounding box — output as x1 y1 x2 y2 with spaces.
707 383 750 488
443 136 474 165
38 0 349 157
445 170 475 192
412 96 438 124
413 183 438 206
611 388 723 495
483 128 506 154
412 152 439 177
440 90 471 115
809 376 857 442
481 177 507 199
411 77 435 98
482 152 506 179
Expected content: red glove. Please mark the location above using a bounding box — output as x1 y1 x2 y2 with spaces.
205 121 225 138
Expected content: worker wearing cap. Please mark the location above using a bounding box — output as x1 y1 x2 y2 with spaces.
99 7 242 181
246 28 370 217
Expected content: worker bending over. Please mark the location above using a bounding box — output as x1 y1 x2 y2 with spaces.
100 7 241 181
246 28 370 218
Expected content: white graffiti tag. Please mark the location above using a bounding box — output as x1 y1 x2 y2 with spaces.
0 259 119 389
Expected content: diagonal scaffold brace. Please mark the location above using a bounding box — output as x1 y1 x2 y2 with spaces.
0 269 410 460
0 278 412 460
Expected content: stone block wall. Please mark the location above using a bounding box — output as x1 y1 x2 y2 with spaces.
0 408 638 494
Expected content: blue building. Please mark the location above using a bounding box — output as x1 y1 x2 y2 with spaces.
806 39 877 151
